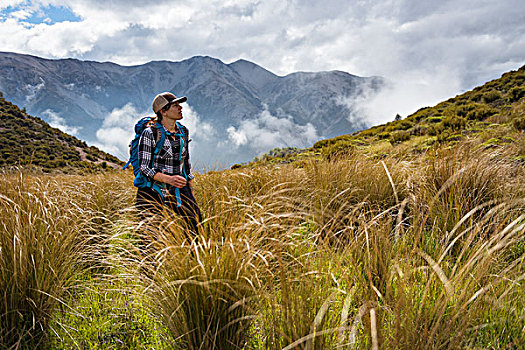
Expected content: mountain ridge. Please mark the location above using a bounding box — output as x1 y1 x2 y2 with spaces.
0 51 383 167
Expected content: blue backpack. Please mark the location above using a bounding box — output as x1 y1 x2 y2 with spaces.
123 116 188 207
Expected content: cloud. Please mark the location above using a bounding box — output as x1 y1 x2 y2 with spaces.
24 77 45 103
1 0 524 127
94 103 140 160
3 1 523 76
339 68 462 125
41 109 81 135
226 107 318 155
179 103 215 141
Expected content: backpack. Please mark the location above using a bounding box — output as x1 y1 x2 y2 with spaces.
123 116 188 206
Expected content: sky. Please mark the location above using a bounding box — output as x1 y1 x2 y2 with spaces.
1 0 525 126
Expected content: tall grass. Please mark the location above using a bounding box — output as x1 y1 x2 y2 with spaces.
120 143 523 349
1 139 523 349
0 172 132 348
126 184 280 349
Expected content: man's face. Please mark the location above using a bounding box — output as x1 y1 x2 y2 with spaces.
163 102 183 120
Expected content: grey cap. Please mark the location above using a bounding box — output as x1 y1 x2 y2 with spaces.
152 92 187 113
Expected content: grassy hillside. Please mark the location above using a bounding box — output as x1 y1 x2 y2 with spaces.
0 93 122 173
249 64 525 166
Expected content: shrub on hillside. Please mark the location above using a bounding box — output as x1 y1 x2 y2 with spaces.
269 147 301 158
377 131 390 140
313 135 351 149
358 125 384 138
427 124 445 136
468 91 484 102
385 119 413 132
410 106 432 120
427 116 443 123
395 119 413 130
442 115 466 131
410 124 428 136
508 86 525 102
466 106 498 121
482 90 502 103
446 103 483 118
436 131 451 143
389 130 410 144
513 117 525 131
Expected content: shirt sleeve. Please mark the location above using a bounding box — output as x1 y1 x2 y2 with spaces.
183 125 194 180
138 128 158 179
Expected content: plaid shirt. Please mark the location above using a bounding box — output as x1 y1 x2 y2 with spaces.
138 123 194 184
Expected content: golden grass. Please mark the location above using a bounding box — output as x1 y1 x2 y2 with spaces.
123 142 523 349
1 140 524 349
0 172 132 348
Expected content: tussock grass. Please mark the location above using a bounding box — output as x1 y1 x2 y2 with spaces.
122 142 523 349
49 273 169 349
1 140 523 349
126 194 277 349
0 172 132 348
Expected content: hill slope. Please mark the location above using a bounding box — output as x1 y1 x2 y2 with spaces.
250 64 525 165
0 94 123 173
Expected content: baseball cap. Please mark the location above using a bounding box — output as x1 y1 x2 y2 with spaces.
152 92 187 113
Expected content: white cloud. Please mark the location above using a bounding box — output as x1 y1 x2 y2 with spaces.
10 9 31 20
0 1 26 10
94 103 140 160
340 68 462 125
24 77 45 103
42 109 81 135
179 103 215 141
226 107 318 154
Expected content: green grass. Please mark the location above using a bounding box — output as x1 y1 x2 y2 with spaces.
49 274 170 349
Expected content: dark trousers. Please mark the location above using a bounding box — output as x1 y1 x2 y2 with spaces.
136 186 202 239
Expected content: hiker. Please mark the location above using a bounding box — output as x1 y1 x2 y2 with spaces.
135 92 202 237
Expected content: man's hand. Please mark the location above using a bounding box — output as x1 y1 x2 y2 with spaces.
154 173 187 188
165 175 187 188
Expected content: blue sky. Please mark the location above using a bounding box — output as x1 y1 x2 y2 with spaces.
1 0 524 124
1 3 80 25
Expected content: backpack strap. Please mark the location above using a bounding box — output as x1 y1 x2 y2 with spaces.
177 122 189 180
152 122 166 159
122 158 132 170
147 122 167 199
165 122 188 208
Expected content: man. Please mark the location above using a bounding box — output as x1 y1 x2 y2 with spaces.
136 92 202 237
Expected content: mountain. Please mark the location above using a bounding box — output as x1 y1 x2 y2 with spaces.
249 64 525 166
0 94 122 173
0 52 383 168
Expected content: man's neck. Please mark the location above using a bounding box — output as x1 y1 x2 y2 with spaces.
161 119 178 132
